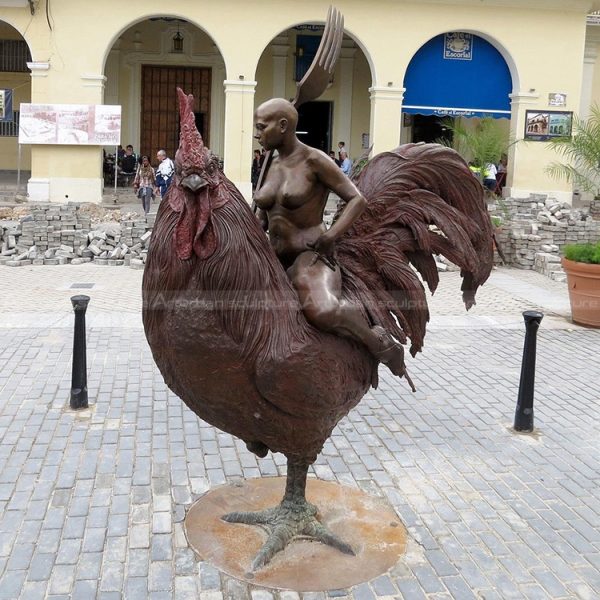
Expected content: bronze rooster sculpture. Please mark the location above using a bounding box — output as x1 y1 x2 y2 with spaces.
142 89 494 570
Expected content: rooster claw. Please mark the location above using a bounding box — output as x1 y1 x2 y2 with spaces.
222 500 354 571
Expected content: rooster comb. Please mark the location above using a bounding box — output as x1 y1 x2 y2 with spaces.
177 87 205 166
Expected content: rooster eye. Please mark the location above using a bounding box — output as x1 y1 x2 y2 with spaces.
207 163 215 175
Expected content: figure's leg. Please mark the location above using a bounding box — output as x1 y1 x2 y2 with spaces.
288 252 412 384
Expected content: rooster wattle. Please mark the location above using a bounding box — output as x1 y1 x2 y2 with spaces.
142 88 493 570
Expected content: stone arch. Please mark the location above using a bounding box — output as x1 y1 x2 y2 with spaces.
252 19 374 159
101 14 227 164
402 30 516 119
251 18 375 88
0 19 34 172
100 13 226 75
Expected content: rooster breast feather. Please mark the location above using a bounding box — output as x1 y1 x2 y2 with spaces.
334 142 494 356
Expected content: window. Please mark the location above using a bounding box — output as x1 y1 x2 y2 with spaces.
0 40 31 72
0 111 19 137
295 35 321 82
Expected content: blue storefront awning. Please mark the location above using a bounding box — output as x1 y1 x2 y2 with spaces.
403 33 512 119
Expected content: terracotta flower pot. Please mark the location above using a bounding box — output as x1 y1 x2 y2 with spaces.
561 257 600 327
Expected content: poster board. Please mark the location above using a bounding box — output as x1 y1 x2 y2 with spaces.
18 103 121 145
524 110 572 141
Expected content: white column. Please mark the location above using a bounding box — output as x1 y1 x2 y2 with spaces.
271 35 289 99
26 62 51 201
81 74 107 90
26 61 50 77
579 38 599 206
505 91 544 199
103 47 121 105
223 79 257 201
580 39 599 122
337 45 355 155
210 61 226 159
368 86 405 156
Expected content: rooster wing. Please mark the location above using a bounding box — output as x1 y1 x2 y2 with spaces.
335 142 494 356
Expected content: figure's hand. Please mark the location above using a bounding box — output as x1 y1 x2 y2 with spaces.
309 232 335 258
307 233 337 270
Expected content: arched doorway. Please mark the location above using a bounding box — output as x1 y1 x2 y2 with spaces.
403 32 512 145
0 20 32 176
103 17 225 169
254 24 372 161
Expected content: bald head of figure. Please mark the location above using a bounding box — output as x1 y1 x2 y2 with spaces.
254 98 300 152
255 98 298 133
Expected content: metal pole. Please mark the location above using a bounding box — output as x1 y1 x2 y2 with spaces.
114 144 118 197
16 143 21 200
514 310 544 432
70 295 90 410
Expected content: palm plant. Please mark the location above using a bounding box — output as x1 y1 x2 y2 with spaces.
545 105 600 197
438 116 511 169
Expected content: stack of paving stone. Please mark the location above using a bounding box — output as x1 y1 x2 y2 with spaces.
85 222 151 268
0 203 91 266
0 203 152 268
492 193 600 275
534 248 566 282
590 198 600 221
0 220 19 261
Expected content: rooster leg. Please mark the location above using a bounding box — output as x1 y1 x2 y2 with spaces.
222 460 354 571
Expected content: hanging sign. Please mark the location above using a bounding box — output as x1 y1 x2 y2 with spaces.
0 89 13 122
293 24 324 32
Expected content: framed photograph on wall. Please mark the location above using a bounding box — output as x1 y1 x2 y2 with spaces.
524 110 572 141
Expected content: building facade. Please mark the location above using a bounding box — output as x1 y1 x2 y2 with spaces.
1 0 600 203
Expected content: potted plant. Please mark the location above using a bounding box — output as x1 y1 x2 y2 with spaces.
561 241 600 327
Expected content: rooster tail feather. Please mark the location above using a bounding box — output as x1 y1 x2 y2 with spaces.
336 142 493 354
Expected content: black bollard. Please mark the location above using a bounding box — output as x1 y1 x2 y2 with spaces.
70 295 90 410
514 310 544 432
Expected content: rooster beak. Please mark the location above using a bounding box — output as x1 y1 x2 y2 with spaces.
181 173 207 192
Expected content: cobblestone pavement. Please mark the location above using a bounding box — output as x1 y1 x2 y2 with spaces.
0 264 577 328
0 265 598 599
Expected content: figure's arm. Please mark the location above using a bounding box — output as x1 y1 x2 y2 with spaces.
313 153 366 249
326 189 365 243
257 208 269 232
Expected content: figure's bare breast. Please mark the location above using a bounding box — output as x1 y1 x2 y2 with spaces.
254 153 329 265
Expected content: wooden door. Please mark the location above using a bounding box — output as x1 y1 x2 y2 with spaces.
140 65 211 164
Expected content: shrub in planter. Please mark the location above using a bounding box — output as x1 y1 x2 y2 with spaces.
564 242 600 264
561 241 600 327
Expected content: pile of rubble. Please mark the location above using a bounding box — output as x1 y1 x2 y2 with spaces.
0 203 152 269
534 249 565 282
83 223 151 269
491 194 600 279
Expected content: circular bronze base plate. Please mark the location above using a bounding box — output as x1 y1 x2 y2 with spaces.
184 477 407 592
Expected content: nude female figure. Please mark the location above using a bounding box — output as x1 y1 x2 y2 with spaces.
253 98 407 378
